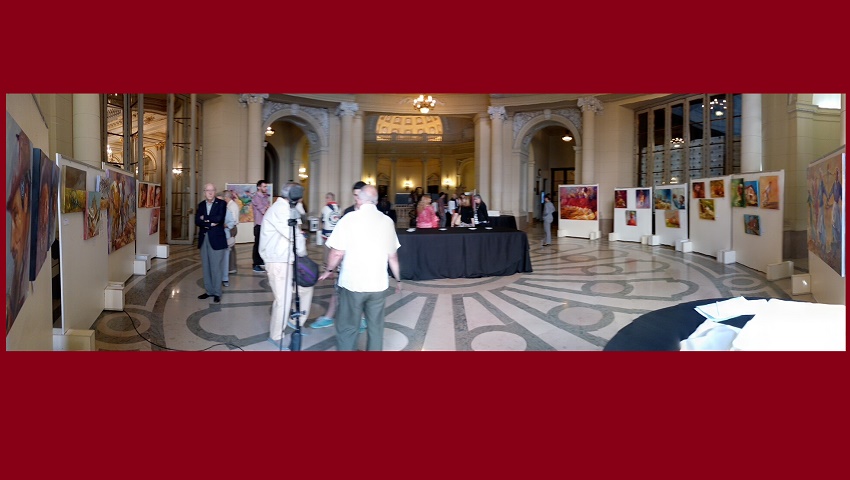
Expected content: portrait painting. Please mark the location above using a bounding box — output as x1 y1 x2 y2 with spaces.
692 181 706 199
29 149 53 281
625 210 637 226
614 189 627 209
149 208 160 236
664 209 680 228
654 188 671 210
138 183 148 208
636 189 651 209
62 164 87 213
730 178 745 207
710 179 725 198
698 199 715 220
153 185 162 207
558 185 598 220
744 180 760 207
6 113 32 334
744 214 761 236
807 151 844 276
84 191 101 240
760 175 780 209
670 187 686 210
146 184 156 208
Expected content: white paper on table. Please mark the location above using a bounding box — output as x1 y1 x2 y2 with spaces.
680 319 742 351
694 296 768 322
731 299 846 351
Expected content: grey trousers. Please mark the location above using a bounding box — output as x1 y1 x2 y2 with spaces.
336 287 387 351
543 220 552 244
200 239 225 296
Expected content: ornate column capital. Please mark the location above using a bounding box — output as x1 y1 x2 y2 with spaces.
488 105 507 121
239 94 269 105
577 96 604 114
336 101 359 117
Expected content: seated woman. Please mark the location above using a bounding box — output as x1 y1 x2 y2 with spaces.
451 195 474 227
472 194 490 225
415 195 439 228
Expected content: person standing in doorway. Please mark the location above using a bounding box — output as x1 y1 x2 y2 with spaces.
542 194 555 246
318 184 401 351
251 179 270 273
195 183 228 303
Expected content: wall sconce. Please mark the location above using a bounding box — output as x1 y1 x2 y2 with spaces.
298 167 308 180
364 176 374 185
403 179 412 189
444 177 452 187
265 126 275 137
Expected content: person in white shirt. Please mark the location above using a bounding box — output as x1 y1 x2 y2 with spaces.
259 182 315 350
318 184 401 351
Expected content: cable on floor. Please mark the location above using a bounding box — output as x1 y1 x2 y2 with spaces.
122 310 246 351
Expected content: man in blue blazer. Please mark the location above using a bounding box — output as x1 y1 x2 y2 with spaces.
196 183 228 303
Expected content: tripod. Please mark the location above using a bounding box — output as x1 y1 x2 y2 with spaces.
286 202 307 351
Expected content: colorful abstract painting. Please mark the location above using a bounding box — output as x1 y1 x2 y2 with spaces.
730 178 745 207
96 174 110 210
807 151 844 276
654 188 672 210
149 208 160 235
84 191 101 240
698 199 715 220
105 167 137 254
29 148 53 280
710 179 725 198
744 180 760 207
558 185 598 220
6 112 32 335
226 183 273 223
62 164 87 213
744 214 761 235
760 175 780 209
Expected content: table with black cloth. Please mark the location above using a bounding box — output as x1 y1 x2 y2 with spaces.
603 297 767 351
397 227 532 280
487 215 517 229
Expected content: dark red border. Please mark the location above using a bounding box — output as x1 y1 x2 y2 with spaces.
5 2 850 478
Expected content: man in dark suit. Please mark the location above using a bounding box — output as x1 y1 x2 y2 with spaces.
196 183 228 303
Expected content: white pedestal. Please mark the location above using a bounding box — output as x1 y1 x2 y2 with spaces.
648 235 660 246
680 241 693 253
156 244 169 258
792 274 812 295
104 283 124 311
717 249 736 264
767 261 794 281
588 231 600 240
640 235 648 245
134 254 151 275
608 232 619 242
53 328 96 351
675 239 690 251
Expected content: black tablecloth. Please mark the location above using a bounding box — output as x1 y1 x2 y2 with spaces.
603 297 764 351
397 227 532 280
488 216 517 229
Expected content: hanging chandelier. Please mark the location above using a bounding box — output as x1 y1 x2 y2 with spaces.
562 130 573 142
265 126 275 137
413 94 437 114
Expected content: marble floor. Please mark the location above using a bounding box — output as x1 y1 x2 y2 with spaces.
91 224 812 351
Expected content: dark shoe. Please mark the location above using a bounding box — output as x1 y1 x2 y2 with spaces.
228 269 237 274
198 293 210 299
213 295 220 303
252 266 264 273
222 281 229 287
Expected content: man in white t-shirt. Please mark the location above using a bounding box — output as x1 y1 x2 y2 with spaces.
318 184 401 351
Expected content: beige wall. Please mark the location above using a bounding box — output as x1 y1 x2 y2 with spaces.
203 94 248 194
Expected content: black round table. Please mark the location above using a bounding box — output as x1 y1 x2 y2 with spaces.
603 297 765 351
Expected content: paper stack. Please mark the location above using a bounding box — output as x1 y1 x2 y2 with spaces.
694 296 768 322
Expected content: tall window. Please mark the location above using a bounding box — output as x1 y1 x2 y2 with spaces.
635 94 741 187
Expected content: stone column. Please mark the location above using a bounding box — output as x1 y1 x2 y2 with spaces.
573 146 582 185
527 159 536 219
390 157 397 198
136 93 144 179
741 94 763 173
337 101 358 198
577 96 603 184
422 157 428 191
241 94 268 182
488 106 506 209
474 113 491 197
353 110 364 183
72 94 101 168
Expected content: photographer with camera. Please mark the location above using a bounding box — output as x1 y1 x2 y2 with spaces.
259 182 314 350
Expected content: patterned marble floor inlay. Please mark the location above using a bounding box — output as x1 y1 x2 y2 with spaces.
90 225 811 351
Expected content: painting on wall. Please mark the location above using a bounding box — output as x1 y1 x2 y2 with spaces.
62 164 87 213
730 178 745 207
744 180 760 207
6 112 32 335
670 187 686 210
48 159 60 247
614 189 627 208
96 174 110 210
710 179 725 198
664 209 680 228
147 185 156 208
138 183 149 208
29 148 53 281
698 199 715 220
106 167 137 254
625 210 637 226
84 191 101 240
636 189 651 209
558 185 598 220
226 183 273 224
153 185 162 207
149 208 160 235
760 175 780 209
744 214 761 236
692 181 706 199
654 188 672 210
807 151 844 277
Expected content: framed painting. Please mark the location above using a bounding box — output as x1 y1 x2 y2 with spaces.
730 178 745 207
760 175 780 209
807 151 844 276
62 164 87 213
558 185 597 220
6 112 32 333
84 191 101 240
